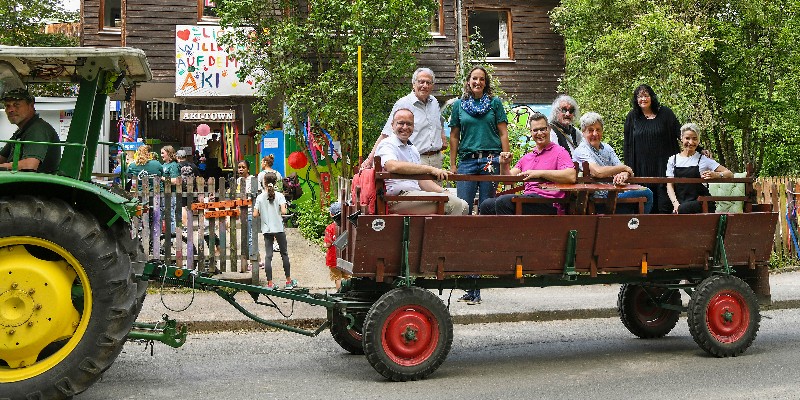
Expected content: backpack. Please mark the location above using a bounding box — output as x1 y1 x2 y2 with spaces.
282 173 304 201
178 161 199 188
351 168 377 214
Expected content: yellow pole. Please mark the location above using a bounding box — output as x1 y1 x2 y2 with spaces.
358 46 363 165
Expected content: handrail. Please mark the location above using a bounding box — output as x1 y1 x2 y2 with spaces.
0 139 84 172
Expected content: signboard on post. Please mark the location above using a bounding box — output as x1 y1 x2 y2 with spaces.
175 25 256 97
260 130 285 177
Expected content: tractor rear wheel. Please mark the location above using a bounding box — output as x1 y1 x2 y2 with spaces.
362 287 452 381
112 222 148 318
618 284 682 339
688 275 760 357
0 196 137 399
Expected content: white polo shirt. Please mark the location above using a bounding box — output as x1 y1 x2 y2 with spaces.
375 135 422 195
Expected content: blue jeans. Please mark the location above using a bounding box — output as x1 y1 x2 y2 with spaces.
617 188 654 214
456 156 500 214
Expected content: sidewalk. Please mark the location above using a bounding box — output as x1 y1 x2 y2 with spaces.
137 228 800 331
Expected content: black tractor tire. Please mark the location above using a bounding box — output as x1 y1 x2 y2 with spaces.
112 222 148 318
362 287 453 381
618 284 682 339
688 275 760 357
0 196 137 400
329 310 364 355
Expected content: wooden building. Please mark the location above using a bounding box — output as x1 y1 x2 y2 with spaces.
80 0 565 149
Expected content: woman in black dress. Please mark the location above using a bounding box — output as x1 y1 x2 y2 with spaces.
623 84 681 213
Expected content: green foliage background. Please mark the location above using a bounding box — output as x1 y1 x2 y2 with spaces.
550 0 800 176
215 0 438 184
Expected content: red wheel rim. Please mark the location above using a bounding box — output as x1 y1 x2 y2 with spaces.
633 288 670 327
706 290 750 343
381 305 440 367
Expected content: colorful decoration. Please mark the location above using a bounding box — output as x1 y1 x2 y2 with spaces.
197 123 211 136
287 151 308 170
117 115 139 143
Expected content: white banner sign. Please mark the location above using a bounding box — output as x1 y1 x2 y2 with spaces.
175 25 256 97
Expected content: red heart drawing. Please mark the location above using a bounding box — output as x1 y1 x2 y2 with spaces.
204 67 208 71
246 80 253 85
176 29 190 41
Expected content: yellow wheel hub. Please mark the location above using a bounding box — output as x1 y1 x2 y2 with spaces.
0 238 91 383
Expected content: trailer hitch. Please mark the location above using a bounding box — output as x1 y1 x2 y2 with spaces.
128 314 188 349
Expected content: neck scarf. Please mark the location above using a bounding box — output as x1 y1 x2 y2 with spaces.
461 94 492 117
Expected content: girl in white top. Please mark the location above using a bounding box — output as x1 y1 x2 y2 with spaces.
666 123 732 214
257 154 283 192
253 172 294 289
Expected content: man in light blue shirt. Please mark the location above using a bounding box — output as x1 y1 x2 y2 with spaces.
363 67 447 169
572 112 653 213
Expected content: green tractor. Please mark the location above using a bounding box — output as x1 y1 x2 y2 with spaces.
0 46 152 399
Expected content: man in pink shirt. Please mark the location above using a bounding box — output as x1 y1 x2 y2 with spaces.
479 111 576 215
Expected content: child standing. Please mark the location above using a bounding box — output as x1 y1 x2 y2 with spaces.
324 202 350 290
253 172 295 289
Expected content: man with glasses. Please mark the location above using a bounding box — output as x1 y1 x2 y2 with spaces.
362 67 447 169
479 111 576 215
374 108 467 215
0 88 60 172
548 94 582 157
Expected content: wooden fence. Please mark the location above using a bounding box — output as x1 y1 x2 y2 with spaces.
131 175 262 278
755 177 800 261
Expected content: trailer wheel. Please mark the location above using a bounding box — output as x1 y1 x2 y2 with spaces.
0 196 137 399
363 287 453 381
688 275 760 357
329 311 364 355
618 284 681 338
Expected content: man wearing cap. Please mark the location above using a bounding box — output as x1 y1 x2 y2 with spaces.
0 88 61 172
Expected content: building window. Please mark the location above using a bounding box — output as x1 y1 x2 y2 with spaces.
467 9 512 59
199 0 220 21
100 0 122 30
430 0 443 35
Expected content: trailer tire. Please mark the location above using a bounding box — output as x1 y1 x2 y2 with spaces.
363 287 452 381
688 275 760 357
0 196 137 400
618 284 681 339
329 311 364 355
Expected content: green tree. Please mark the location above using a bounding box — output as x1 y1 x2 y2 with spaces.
551 0 800 175
215 0 438 185
0 0 77 47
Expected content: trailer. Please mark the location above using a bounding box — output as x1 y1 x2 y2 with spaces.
0 46 779 399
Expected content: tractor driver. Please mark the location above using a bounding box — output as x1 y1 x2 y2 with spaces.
0 88 61 173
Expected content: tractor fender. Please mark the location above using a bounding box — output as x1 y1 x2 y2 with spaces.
0 172 137 227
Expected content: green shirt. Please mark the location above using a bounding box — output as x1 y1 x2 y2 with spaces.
448 96 508 160
0 114 61 173
161 161 180 179
126 159 163 178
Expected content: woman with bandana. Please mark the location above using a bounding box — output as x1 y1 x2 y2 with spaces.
448 65 510 216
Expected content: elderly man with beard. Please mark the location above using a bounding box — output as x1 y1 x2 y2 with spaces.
548 94 582 157
0 88 60 172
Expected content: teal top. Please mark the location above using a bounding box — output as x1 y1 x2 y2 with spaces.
161 161 180 179
448 96 508 160
127 160 162 178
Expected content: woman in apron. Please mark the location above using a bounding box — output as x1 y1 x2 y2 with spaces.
666 123 732 214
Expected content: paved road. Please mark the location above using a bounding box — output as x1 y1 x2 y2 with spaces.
79 308 800 400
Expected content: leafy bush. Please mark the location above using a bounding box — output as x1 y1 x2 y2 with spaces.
294 199 329 247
